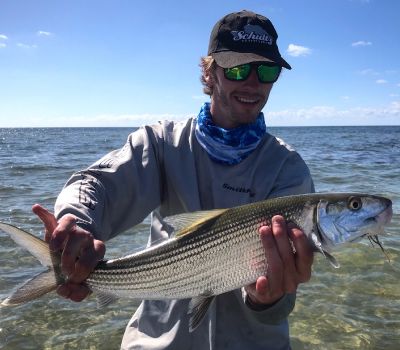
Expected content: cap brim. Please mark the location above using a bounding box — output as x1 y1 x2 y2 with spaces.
212 52 291 70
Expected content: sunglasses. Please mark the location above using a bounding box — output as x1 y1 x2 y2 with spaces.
224 62 282 84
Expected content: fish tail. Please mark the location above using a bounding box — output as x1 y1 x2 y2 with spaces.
1 271 59 306
0 222 63 306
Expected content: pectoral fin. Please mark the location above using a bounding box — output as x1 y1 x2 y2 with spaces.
321 250 340 268
311 232 340 268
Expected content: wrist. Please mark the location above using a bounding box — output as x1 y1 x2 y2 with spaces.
245 293 282 311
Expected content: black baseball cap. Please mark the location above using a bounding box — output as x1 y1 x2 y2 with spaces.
208 10 291 70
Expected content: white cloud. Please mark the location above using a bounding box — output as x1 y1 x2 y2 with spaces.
267 101 400 126
341 96 350 100
397 83 400 87
17 43 38 49
391 100 400 107
358 68 379 76
351 41 372 47
390 94 399 97
286 44 312 57
376 79 388 84
42 104 400 127
4 103 399 127
37 31 53 37
0 34 8 48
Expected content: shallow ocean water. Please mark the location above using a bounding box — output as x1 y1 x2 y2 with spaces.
0 126 399 349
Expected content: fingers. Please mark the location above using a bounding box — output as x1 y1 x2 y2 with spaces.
246 215 314 306
270 217 298 293
49 214 77 252
287 223 314 283
68 239 106 283
57 229 105 300
255 276 268 295
56 220 105 283
32 204 58 242
57 283 92 302
61 228 92 278
33 204 105 302
258 225 284 297
264 216 313 286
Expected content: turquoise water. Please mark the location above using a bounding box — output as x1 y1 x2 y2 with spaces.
0 126 399 349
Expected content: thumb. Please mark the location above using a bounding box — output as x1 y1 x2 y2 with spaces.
32 204 58 242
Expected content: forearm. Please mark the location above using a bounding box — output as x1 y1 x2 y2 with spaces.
55 128 164 241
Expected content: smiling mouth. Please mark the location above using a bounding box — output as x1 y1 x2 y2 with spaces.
235 96 259 104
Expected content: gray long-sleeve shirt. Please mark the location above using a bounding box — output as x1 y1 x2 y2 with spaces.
55 118 314 349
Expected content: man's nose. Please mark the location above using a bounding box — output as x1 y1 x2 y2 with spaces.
244 67 259 86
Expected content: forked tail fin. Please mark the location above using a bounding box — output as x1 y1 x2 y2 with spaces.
0 222 63 306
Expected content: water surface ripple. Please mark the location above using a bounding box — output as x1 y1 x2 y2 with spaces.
0 126 399 349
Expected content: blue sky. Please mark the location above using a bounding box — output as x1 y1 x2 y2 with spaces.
0 0 399 127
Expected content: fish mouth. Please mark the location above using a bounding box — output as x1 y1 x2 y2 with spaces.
338 201 393 244
375 203 393 225
362 201 393 234
353 202 393 243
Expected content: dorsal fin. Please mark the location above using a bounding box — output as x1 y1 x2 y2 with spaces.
164 209 227 238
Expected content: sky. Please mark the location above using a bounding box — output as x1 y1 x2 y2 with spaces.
0 0 399 127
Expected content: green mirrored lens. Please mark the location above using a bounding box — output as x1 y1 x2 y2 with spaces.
257 65 281 83
225 64 251 81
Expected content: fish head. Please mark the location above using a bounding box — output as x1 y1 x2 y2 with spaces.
316 194 393 249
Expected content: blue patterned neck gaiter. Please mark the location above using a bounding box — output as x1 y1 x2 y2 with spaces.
195 102 267 165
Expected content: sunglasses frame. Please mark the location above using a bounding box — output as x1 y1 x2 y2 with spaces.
223 62 282 84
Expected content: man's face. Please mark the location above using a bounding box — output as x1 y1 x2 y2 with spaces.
206 64 274 129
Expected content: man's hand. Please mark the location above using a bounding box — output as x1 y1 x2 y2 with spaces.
245 215 313 307
32 204 105 302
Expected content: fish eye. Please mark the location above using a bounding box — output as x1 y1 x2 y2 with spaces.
348 197 362 211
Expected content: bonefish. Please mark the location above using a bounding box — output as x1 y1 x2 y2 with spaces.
0 193 393 331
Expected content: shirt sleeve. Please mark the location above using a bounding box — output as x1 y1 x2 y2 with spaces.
241 289 296 325
54 126 164 241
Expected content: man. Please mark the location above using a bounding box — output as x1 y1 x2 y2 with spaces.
34 10 314 349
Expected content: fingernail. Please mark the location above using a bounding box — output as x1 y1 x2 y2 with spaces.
272 216 283 224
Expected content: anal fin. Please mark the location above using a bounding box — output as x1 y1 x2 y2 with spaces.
188 293 215 332
96 291 119 308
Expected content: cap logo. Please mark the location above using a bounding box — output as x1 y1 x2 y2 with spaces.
230 24 273 45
